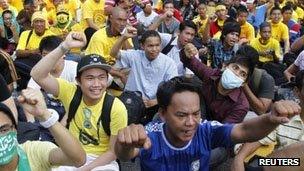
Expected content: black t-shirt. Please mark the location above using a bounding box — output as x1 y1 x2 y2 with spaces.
0 74 11 101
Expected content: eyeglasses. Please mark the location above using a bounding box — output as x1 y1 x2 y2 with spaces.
0 124 14 135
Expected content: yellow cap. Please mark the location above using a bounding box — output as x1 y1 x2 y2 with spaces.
215 5 226 12
31 11 47 25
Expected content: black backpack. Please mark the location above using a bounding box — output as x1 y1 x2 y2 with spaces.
119 91 146 125
66 86 115 136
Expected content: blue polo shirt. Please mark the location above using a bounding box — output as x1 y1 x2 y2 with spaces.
139 121 234 171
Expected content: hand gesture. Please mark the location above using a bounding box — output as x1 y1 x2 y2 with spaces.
161 10 174 20
117 124 151 150
121 26 137 39
17 88 49 121
184 43 198 59
269 100 301 124
62 32 87 49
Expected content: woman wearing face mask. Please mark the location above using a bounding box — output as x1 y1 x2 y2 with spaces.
0 88 86 171
181 44 259 124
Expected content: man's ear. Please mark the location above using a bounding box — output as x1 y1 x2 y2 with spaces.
76 77 81 85
158 108 166 122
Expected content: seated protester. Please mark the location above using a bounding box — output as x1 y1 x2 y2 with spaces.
114 76 301 171
192 2 208 39
0 10 20 54
181 44 259 124
16 11 54 59
237 5 255 44
136 0 158 30
281 5 301 44
232 70 304 171
148 0 180 35
31 32 128 170
85 7 132 65
159 20 199 76
209 4 228 39
0 88 86 171
179 0 194 21
246 0 274 32
27 35 77 123
0 73 17 121
49 5 76 39
244 68 275 115
202 21 241 69
284 50 304 82
269 6 290 54
16 0 36 31
110 29 178 121
250 22 282 65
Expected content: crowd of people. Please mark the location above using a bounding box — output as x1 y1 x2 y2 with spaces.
1 0 304 170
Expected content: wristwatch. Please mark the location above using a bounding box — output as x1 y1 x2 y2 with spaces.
39 109 59 128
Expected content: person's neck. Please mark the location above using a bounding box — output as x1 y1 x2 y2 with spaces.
144 11 152 17
282 19 289 25
200 15 207 20
217 81 232 96
272 21 280 24
259 37 269 45
223 41 233 51
0 156 18 171
109 26 120 37
35 30 45 36
164 123 188 148
83 92 105 106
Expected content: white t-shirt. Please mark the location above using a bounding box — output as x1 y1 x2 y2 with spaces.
294 50 304 71
136 11 158 28
27 60 77 89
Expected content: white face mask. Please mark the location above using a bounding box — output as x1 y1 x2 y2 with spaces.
221 68 244 89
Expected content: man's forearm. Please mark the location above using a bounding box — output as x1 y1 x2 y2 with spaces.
114 143 139 161
110 36 127 59
232 114 279 143
243 85 268 114
31 43 66 82
284 40 290 54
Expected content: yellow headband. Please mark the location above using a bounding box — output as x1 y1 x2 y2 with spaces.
215 5 226 12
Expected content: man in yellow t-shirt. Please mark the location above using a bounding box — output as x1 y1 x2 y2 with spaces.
269 6 290 53
237 6 255 44
192 2 208 38
31 32 127 171
250 22 282 63
80 0 106 31
85 7 132 65
16 11 54 58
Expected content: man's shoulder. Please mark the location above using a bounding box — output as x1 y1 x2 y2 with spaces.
91 28 107 39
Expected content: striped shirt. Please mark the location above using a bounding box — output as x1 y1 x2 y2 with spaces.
259 115 304 149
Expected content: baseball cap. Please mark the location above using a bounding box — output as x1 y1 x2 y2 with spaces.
77 54 111 77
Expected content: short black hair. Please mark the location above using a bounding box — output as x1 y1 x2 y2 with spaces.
281 4 293 13
140 30 161 44
163 0 174 8
227 45 259 81
259 21 271 31
39 36 63 54
157 76 201 111
0 103 17 128
23 0 34 5
2 10 13 18
237 5 248 15
179 20 197 32
270 6 281 15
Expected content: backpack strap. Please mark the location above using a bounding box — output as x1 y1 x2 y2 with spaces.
161 36 175 55
66 85 82 129
252 68 264 94
25 30 33 49
97 93 115 137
